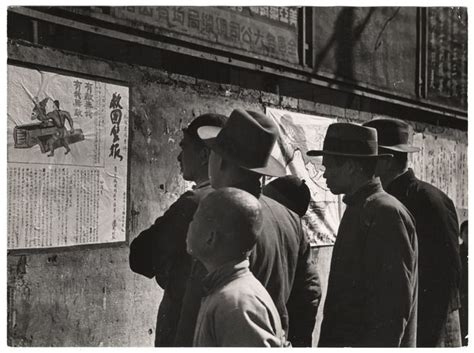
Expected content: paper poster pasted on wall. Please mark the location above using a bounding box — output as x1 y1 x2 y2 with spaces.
411 132 468 217
266 108 341 246
7 65 129 249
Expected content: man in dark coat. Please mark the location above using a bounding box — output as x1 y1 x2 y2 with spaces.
128 113 226 346
308 123 418 347
174 109 321 347
459 220 468 346
364 118 462 347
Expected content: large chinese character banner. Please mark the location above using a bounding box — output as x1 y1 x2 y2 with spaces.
107 6 299 64
266 108 342 246
7 65 129 249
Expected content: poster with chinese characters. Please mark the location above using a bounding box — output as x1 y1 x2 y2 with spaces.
410 132 468 218
266 108 341 246
7 65 129 249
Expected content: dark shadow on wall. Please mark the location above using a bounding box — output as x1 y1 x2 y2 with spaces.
313 8 376 107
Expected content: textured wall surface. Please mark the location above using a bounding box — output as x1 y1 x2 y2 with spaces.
7 41 467 347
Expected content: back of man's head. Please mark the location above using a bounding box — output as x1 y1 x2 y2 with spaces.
183 113 227 147
263 175 310 217
192 187 263 263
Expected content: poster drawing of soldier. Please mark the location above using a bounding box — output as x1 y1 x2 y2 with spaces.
44 100 75 156
14 97 84 156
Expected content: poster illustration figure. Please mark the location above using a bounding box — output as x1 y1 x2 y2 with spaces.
266 108 341 246
14 97 84 156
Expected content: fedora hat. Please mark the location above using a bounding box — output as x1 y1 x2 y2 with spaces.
363 118 420 153
307 123 393 158
197 109 286 177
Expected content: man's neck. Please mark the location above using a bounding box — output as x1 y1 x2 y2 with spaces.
216 171 260 190
205 257 246 274
346 175 376 196
193 169 210 187
381 167 408 189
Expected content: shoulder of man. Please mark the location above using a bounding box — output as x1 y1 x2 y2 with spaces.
168 184 213 212
365 188 416 226
413 178 456 209
260 194 301 223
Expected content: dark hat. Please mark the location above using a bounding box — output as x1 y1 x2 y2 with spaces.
362 118 420 153
197 109 286 177
263 175 310 217
307 122 393 158
183 113 227 144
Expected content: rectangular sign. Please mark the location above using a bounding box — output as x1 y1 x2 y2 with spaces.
62 6 299 65
266 108 341 246
7 65 129 249
427 7 467 110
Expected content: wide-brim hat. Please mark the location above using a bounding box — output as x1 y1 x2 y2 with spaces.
362 118 420 153
197 109 286 177
307 123 393 158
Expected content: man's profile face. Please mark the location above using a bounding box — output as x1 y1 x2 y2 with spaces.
322 155 350 195
178 133 203 182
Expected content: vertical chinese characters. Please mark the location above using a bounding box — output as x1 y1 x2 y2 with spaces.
109 93 124 161
73 80 83 119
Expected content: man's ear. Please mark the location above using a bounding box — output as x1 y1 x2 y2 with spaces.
200 147 211 167
206 230 218 250
345 159 357 176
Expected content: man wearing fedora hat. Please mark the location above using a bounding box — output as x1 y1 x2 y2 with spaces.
129 113 226 346
363 118 462 347
174 109 321 347
308 122 418 347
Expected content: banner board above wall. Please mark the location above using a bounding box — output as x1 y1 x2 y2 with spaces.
62 6 300 65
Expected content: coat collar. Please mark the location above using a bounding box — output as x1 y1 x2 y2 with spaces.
202 259 250 295
192 180 211 190
343 178 383 206
386 168 417 196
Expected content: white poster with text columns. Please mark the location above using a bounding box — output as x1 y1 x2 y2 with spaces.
8 65 129 249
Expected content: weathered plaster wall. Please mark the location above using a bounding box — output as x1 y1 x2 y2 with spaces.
7 41 467 346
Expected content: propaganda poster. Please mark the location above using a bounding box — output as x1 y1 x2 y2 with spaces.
7 65 129 249
266 108 341 246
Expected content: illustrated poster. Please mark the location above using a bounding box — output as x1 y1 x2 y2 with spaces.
7 65 129 249
266 108 341 246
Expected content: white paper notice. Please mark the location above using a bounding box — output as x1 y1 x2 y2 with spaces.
7 65 129 249
410 132 467 210
266 108 341 246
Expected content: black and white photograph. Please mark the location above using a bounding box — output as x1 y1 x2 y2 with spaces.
5 2 469 348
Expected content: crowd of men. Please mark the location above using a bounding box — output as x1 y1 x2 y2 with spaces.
129 108 466 347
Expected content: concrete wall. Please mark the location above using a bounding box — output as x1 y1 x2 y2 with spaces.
7 41 467 346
